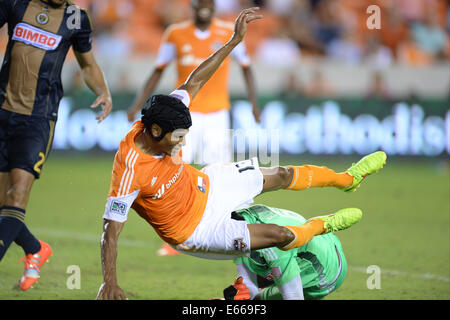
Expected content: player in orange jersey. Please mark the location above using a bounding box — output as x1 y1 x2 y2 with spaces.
96 8 385 300
126 0 260 166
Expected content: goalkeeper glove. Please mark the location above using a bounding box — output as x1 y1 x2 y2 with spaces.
223 276 250 300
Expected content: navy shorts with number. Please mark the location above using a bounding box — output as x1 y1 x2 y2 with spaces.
0 109 55 179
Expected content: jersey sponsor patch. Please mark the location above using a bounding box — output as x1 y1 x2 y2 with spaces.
12 23 62 51
110 200 128 216
152 163 184 199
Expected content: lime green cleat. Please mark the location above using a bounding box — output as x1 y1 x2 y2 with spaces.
309 208 363 234
343 151 387 192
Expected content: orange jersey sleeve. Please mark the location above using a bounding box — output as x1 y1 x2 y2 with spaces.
104 121 209 245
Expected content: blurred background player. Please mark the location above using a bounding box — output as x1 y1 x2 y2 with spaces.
127 0 260 165
126 0 261 257
222 204 350 300
0 0 112 290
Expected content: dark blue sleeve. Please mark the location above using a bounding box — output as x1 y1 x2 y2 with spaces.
0 0 13 28
71 8 93 53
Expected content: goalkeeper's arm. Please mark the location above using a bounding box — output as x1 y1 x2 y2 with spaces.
257 275 304 300
235 263 305 300
235 263 259 299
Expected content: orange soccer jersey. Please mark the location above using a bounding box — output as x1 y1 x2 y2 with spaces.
156 18 250 114
107 121 209 245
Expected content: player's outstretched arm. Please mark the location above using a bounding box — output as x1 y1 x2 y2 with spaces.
178 7 262 100
96 219 127 300
241 66 261 122
74 50 113 123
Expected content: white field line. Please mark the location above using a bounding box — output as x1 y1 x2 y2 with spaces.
348 266 450 283
34 227 150 248
34 228 450 283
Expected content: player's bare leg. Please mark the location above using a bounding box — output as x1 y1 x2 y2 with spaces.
247 208 362 251
259 166 293 192
247 223 295 249
259 151 387 193
4 169 35 209
247 218 329 251
0 169 52 290
0 172 10 207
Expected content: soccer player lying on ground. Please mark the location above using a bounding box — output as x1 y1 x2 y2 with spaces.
96 8 387 300
219 205 353 300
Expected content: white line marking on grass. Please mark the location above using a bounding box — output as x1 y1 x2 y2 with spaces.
35 228 450 283
34 228 150 248
349 266 450 283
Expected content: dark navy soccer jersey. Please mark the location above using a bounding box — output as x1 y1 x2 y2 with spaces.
0 0 93 120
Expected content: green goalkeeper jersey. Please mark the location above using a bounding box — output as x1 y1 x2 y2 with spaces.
233 205 347 299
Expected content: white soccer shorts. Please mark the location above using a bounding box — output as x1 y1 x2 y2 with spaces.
174 157 264 260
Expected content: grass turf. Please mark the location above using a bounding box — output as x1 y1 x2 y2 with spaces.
0 154 448 300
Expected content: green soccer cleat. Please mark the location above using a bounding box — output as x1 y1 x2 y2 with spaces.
342 151 387 192
309 208 363 234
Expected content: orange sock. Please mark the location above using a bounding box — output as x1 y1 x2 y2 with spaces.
285 165 353 190
280 219 325 251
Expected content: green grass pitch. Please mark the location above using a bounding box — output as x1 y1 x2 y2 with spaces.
0 154 449 300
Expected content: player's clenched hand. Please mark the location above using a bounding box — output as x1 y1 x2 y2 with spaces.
223 276 251 300
232 7 262 44
91 94 113 123
96 282 127 300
